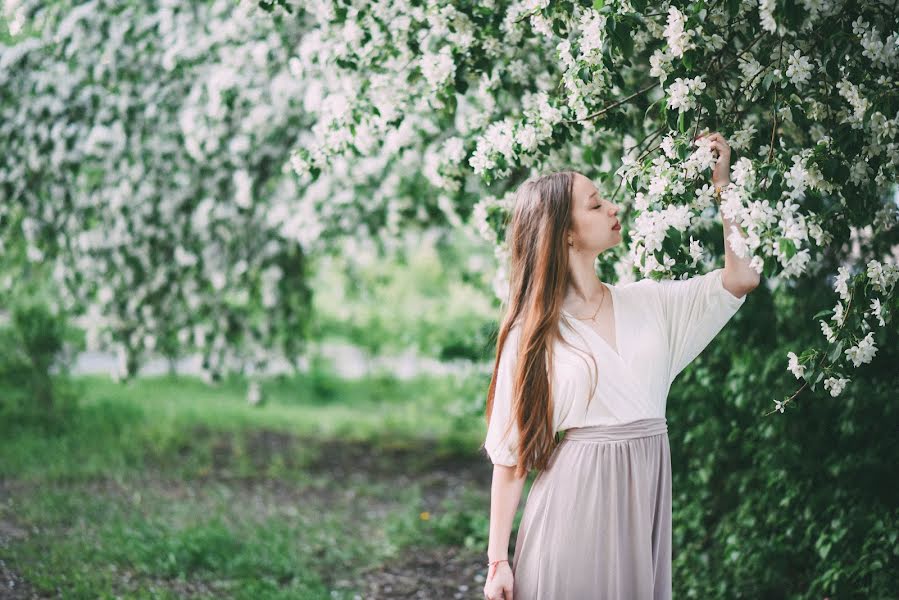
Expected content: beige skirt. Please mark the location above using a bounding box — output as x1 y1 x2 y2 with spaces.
512 417 672 599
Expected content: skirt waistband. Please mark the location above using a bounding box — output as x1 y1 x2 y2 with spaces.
563 417 668 442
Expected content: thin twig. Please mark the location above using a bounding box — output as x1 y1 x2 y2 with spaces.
515 8 539 23
760 36 785 188
763 290 855 416
563 81 660 124
766 36 785 164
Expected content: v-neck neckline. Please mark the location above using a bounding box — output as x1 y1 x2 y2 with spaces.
561 283 622 360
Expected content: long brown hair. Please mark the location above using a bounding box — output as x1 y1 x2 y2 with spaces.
485 170 599 479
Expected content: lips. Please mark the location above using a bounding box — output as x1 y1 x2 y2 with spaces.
612 222 621 230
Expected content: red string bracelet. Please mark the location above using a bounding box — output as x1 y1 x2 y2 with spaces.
487 558 509 578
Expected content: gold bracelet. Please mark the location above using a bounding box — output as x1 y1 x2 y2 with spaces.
713 184 725 204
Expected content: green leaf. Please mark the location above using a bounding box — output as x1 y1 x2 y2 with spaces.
825 54 840 79
668 226 682 248
666 109 680 131
813 309 833 320
779 238 797 260
613 19 634 59
662 227 681 257
828 340 845 363
593 0 604 9
763 255 779 279
584 147 595 165
783 0 804 29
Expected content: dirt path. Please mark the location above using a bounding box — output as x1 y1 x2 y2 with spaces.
355 544 487 599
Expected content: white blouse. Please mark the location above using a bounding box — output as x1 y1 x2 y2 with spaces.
484 267 747 466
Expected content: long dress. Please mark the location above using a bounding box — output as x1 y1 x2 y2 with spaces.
483 268 747 599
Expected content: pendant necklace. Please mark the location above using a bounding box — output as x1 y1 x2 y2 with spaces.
569 286 606 323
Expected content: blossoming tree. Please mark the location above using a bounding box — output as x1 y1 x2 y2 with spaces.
281 0 898 412
1 0 317 381
2 0 896 407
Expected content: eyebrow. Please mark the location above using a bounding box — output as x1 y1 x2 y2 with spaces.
587 191 599 204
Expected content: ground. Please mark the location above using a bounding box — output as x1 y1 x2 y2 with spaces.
1 426 501 598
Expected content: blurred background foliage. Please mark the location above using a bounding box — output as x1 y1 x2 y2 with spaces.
0 0 896 598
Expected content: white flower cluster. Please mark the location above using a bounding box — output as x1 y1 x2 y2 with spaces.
844 331 878 368
835 78 870 129
789 258 897 402
851 16 899 69
822 376 850 397
630 201 693 276
556 7 608 120
421 46 456 92
785 49 813 87
470 91 563 179
866 259 899 294
787 351 805 379
663 7 693 58
423 136 467 193
649 48 673 85
627 131 842 287
666 76 706 113
577 8 607 65
758 0 780 36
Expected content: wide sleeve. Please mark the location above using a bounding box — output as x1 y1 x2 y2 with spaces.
654 267 746 382
483 325 522 467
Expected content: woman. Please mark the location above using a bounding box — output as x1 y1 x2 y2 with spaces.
482 132 760 599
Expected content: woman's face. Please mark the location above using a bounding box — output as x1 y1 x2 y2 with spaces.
569 173 621 254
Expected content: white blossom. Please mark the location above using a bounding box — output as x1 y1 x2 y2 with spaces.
663 7 690 58
823 376 850 397
787 351 806 379
844 332 877 367
833 264 852 300
785 49 813 87
868 297 885 327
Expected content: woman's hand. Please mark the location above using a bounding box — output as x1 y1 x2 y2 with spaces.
484 561 514 600
694 129 731 188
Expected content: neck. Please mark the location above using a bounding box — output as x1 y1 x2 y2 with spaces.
565 251 605 303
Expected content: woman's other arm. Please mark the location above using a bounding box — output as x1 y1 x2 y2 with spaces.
484 464 527 599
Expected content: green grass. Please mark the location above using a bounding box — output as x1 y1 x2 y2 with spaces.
0 369 492 598
1 369 487 481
